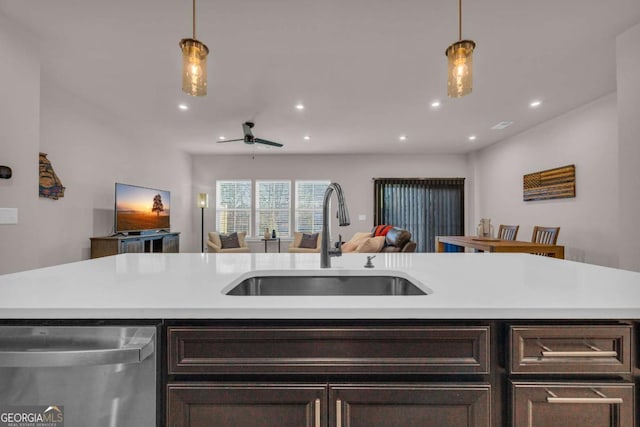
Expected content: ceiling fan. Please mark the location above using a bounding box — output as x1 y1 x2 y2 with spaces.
217 121 284 148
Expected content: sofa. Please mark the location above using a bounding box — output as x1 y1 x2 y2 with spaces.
288 232 322 253
342 226 417 253
207 231 251 253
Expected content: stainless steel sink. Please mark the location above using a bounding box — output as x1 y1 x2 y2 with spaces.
225 275 427 296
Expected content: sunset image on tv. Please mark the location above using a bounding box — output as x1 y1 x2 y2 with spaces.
115 183 170 232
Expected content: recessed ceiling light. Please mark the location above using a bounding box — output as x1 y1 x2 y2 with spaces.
530 100 542 108
303 135 310 140
399 135 407 141
468 135 477 141
295 103 305 110
218 136 226 140
178 103 189 110
431 100 441 108
491 121 514 130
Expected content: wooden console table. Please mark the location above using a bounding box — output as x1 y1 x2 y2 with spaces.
90 232 180 259
436 235 564 259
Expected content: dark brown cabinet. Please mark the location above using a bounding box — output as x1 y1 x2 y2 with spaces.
166 383 491 427
330 384 491 427
165 321 637 427
167 384 326 427
511 382 634 427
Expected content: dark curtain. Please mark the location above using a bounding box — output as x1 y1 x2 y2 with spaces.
374 178 465 252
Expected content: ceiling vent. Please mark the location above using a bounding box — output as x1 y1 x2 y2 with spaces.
491 121 514 130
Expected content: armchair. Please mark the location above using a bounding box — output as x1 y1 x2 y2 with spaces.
207 231 251 253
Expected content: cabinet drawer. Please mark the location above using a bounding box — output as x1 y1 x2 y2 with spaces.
168 325 490 375
511 382 635 427
509 325 632 374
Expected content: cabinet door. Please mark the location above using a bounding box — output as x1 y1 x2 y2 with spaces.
511 382 634 427
120 239 143 253
167 383 326 427
163 235 179 253
330 384 490 427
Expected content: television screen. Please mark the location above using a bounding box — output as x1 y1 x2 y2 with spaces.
115 183 170 233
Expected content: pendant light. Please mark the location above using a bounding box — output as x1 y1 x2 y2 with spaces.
180 0 209 97
445 0 476 98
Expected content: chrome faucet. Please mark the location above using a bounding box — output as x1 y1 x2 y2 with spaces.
321 182 350 268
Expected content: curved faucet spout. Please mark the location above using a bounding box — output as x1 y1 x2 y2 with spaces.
321 182 350 268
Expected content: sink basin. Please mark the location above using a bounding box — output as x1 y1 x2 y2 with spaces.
225 275 427 296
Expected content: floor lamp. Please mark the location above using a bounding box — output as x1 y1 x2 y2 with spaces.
198 193 209 252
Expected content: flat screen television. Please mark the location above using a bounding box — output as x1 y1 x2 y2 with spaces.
115 183 170 233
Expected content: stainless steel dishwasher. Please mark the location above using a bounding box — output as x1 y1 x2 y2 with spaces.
0 325 157 427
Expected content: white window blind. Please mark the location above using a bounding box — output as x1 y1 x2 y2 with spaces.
295 180 330 233
216 180 252 234
255 180 291 237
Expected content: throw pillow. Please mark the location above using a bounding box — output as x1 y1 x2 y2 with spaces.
372 225 393 237
342 232 372 253
299 233 319 249
355 236 386 253
220 232 240 249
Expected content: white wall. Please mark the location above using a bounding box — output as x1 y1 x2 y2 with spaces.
616 23 640 272
471 94 619 267
192 154 470 252
34 83 193 271
0 13 41 274
0 11 193 275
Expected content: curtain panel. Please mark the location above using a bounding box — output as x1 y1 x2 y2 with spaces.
373 178 465 252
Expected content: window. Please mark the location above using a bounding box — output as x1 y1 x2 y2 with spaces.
216 180 251 234
295 180 330 233
255 180 291 237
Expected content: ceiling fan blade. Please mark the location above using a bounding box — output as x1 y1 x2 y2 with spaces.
216 138 244 143
255 138 283 147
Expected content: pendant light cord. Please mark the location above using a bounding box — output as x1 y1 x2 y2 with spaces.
458 0 462 41
192 0 196 39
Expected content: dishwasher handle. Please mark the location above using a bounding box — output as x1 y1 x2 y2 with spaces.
0 329 155 368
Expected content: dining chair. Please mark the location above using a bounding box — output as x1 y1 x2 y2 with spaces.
497 224 519 241
531 226 560 245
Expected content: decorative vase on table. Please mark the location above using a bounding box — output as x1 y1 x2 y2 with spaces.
271 229 276 238
476 218 494 238
264 228 270 240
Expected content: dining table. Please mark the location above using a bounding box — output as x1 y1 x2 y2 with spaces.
435 235 565 259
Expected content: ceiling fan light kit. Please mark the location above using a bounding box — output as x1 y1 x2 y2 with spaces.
446 0 476 98
180 0 209 97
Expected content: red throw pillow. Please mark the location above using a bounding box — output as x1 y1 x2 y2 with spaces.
372 225 393 237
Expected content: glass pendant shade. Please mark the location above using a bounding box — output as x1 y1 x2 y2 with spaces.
180 38 209 97
197 192 209 208
446 40 475 98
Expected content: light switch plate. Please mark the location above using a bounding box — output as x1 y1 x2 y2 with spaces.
0 208 18 224
358 214 366 221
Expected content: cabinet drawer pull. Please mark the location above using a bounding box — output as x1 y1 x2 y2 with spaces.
546 397 624 404
541 350 618 358
314 398 320 427
336 399 342 427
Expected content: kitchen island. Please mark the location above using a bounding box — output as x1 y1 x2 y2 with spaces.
1 253 639 427
0 252 639 319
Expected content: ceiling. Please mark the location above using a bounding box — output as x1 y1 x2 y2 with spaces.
1 0 639 155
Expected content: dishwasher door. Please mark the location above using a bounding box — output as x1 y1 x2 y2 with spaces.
0 326 156 427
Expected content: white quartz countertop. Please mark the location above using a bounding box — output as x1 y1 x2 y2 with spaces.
1 253 640 319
